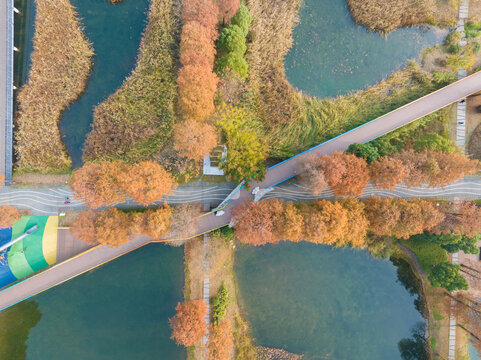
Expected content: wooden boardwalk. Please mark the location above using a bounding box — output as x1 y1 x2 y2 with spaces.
1 70 481 311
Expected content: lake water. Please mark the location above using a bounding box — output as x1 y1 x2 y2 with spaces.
59 0 150 167
235 242 427 360
285 0 447 98
0 244 185 360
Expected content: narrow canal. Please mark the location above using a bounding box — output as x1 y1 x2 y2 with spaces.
59 0 150 167
0 245 185 359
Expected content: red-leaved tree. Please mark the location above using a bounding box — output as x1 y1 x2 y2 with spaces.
170 300 207 347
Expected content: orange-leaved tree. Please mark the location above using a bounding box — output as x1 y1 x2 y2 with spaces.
281 202 304 242
170 299 207 347
142 207 172 240
173 120 218 161
208 320 234 360
180 21 217 66
231 199 284 245
181 0 219 33
318 152 369 196
178 64 218 121
70 161 125 209
119 161 176 206
369 156 410 190
217 0 240 23
302 200 349 245
95 208 132 248
70 210 97 245
298 157 328 194
0 205 24 229
338 198 368 247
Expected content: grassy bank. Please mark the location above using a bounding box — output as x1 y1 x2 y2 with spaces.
83 0 180 164
15 0 93 173
184 229 257 360
346 0 457 33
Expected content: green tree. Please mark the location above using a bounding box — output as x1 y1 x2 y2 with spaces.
216 5 251 78
414 133 454 153
212 284 230 325
428 262 468 292
231 3 252 35
345 142 380 163
217 106 268 182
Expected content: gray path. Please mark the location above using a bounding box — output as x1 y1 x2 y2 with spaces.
2 71 481 310
0 0 14 181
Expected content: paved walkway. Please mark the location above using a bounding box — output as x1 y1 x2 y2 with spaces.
0 0 14 181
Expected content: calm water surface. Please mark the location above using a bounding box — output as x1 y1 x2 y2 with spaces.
0 245 185 360
285 0 447 98
60 0 150 167
235 243 426 360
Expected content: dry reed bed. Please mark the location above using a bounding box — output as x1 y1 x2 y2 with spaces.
15 0 93 173
83 0 179 163
347 0 457 33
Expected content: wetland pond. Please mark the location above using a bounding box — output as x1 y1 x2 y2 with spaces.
0 245 185 360
285 0 447 98
235 243 427 360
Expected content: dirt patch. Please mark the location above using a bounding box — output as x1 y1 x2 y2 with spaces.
12 173 70 185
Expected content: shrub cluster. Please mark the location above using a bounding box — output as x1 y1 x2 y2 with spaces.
216 4 252 78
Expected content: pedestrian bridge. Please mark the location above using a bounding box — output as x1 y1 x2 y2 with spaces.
1 68 481 311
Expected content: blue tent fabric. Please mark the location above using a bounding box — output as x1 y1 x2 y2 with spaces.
0 228 19 288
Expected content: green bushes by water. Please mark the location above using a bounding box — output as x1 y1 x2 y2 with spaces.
83 0 178 163
212 284 230 325
401 238 448 274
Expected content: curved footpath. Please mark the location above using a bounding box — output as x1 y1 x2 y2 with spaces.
1 71 481 310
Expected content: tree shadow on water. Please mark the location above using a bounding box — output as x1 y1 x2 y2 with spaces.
398 322 430 360
0 301 42 360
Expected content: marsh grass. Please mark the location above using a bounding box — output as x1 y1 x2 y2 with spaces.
264 62 449 158
347 0 457 33
83 0 180 163
15 0 93 173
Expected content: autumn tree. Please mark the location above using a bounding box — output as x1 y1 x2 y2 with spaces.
365 197 443 239
217 0 240 23
181 0 218 33
170 300 207 347
166 203 203 242
70 161 125 209
180 21 217 66
216 106 268 182
232 199 284 245
317 152 369 197
369 156 410 190
433 201 481 236
70 211 97 245
281 202 304 242
301 200 349 245
0 205 24 229
178 64 219 121
178 0 219 121
208 320 234 360
298 157 328 194
173 120 218 161
338 199 368 247
95 208 132 248
119 161 176 206
131 206 172 240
